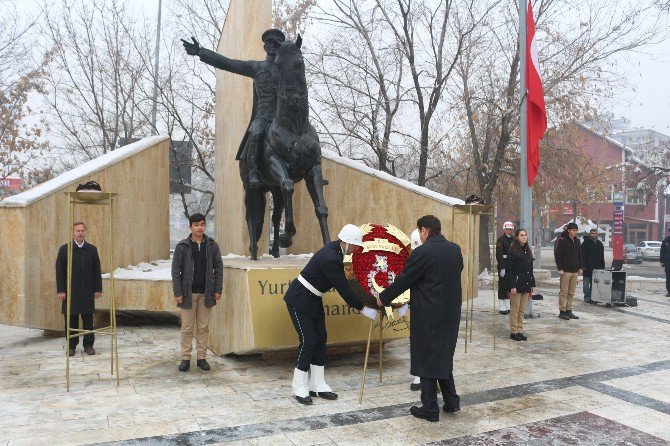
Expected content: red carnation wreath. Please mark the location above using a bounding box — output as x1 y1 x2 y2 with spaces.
345 223 412 308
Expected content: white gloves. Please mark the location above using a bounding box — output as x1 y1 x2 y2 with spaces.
500 269 505 278
397 304 409 317
361 306 378 320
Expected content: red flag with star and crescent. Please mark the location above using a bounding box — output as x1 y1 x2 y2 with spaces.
526 0 546 187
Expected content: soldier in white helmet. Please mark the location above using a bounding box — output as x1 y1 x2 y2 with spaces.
496 221 515 314
284 224 378 405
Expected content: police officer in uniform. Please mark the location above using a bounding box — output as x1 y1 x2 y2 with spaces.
182 29 285 188
496 221 515 314
284 224 378 405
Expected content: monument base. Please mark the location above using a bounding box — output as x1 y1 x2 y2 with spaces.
209 256 410 356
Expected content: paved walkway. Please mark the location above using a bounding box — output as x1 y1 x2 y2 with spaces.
1 288 669 445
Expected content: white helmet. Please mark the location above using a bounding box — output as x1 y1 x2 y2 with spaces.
410 228 422 249
338 224 364 246
503 221 514 230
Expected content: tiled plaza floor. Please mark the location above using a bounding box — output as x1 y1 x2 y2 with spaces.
1 287 669 445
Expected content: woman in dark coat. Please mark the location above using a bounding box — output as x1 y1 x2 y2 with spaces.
379 215 463 422
506 229 535 341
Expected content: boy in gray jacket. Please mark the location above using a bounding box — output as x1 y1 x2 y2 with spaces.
171 213 223 371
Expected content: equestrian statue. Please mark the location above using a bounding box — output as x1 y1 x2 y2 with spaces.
182 30 330 260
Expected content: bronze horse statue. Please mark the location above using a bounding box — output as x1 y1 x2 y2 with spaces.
240 35 330 260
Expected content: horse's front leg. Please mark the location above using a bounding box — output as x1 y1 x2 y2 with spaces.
305 163 330 245
270 186 284 257
267 154 296 248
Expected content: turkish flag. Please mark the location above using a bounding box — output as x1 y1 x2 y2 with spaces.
526 0 546 187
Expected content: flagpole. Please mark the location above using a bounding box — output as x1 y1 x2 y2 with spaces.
519 0 533 243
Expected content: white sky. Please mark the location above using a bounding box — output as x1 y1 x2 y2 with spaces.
16 0 670 136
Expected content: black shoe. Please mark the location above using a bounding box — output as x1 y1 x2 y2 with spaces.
666 293 670 297
510 333 522 341
68 348 76 357
559 311 570 320
410 405 438 422
518 333 527 341
499 310 510 315
309 391 338 400
443 405 461 413
248 171 262 188
410 382 421 391
196 359 210 370
178 360 190 372
567 311 579 319
586 300 598 305
294 395 313 405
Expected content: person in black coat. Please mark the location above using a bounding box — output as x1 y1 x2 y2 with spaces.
581 228 605 303
506 229 535 341
661 228 670 297
56 222 102 356
378 215 464 422
495 221 515 314
284 224 378 405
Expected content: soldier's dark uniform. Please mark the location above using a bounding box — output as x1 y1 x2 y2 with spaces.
284 241 364 371
197 29 285 187
495 233 514 301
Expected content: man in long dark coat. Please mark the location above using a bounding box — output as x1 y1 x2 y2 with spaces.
56 222 102 356
378 215 464 422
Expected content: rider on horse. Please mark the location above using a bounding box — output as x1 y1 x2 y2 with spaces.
182 29 285 188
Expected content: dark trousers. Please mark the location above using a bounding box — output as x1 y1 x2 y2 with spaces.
497 270 509 300
420 374 460 414
583 275 592 301
287 304 326 371
665 265 670 294
65 314 94 349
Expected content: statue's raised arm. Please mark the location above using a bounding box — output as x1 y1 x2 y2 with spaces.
181 35 257 78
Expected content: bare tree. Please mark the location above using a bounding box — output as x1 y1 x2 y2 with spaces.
41 0 152 165
0 2 53 195
453 0 668 269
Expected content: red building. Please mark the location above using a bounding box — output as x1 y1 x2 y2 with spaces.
545 124 663 245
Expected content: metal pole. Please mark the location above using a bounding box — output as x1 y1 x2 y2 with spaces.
66 196 73 391
519 0 533 243
469 208 474 343
112 197 119 385
359 319 375 404
492 206 497 350
464 209 470 353
150 0 163 134
378 314 383 384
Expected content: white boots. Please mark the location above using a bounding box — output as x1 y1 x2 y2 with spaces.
308 364 338 400
292 368 311 404
498 298 510 314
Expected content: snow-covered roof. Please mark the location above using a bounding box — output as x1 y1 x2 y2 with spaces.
553 217 606 234
0 135 169 207
578 123 649 167
321 149 464 206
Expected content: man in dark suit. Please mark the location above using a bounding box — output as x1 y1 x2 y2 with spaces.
378 215 464 422
56 222 102 356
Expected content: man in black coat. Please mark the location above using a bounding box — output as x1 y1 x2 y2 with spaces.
554 222 583 320
581 228 605 303
284 224 378 405
661 227 670 297
378 215 464 422
171 213 224 372
56 222 102 356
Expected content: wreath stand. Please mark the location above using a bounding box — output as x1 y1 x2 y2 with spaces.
64 191 120 391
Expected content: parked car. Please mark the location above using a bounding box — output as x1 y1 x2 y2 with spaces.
637 241 662 260
624 243 643 264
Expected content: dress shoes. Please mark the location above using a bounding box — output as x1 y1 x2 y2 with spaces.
517 333 527 341
443 405 460 413
309 391 338 400
68 348 75 357
178 360 190 372
567 311 579 319
410 405 438 422
84 347 96 355
196 359 211 371
499 310 510 315
510 333 522 341
558 311 570 320
410 382 422 391
294 395 313 405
